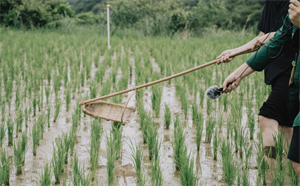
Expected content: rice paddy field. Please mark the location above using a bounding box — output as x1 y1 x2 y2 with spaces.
1 27 299 186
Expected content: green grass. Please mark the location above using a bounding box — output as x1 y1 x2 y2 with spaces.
164 104 171 129
179 148 198 186
213 129 218 161
196 118 203 152
173 121 186 171
205 117 216 143
21 131 27 166
128 140 145 186
53 98 61 122
0 122 5 147
32 122 38 156
1 148 10 186
52 140 64 184
7 118 13 147
106 132 116 186
255 140 267 185
65 85 71 111
39 163 51 186
90 119 102 180
151 84 163 117
273 131 284 170
14 140 23 175
220 139 237 186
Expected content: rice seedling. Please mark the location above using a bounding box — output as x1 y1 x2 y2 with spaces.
32 122 38 156
233 123 239 153
192 102 198 124
0 122 5 147
147 123 158 161
14 140 23 175
151 154 163 186
15 110 23 137
52 141 63 184
37 114 45 139
244 144 252 169
69 128 76 156
205 117 215 143
1 148 10 186
53 98 61 122
106 133 116 186
7 118 13 146
213 129 218 161
32 96 37 117
255 141 267 185
179 148 198 186
238 127 246 158
271 160 286 186
151 84 162 117
164 104 171 129
128 140 145 186
173 122 185 171
21 131 27 166
45 86 50 104
273 131 284 170
242 168 250 186
25 108 28 128
247 113 255 140
112 122 123 159
206 98 212 116
90 119 102 180
39 163 51 186
65 85 71 111
288 159 299 185
220 139 237 186
196 117 203 152
63 133 70 165
39 86 44 111
73 153 81 186
2 101 5 122
47 105 51 128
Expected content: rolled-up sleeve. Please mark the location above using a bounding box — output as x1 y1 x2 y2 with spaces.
246 15 294 71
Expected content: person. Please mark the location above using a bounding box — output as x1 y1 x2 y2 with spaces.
216 0 294 159
220 0 300 178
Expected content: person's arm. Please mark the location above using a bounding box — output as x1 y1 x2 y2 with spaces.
289 0 300 28
216 31 275 64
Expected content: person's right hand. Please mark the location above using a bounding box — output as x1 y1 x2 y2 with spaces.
216 50 235 65
222 73 242 94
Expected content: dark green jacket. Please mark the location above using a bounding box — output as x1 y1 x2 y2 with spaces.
246 15 300 127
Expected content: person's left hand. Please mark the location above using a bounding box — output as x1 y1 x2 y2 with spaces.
289 0 300 28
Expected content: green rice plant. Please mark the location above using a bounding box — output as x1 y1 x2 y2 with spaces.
53 98 61 122
32 96 37 117
14 140 23 175
7 118 13 146
192 102 198 124
217 113 223 132
73 153 81 186
21 131 27 166
147 123 158 161
45 86 50 104
255 141 267 185
233 123 239 153
128 140 145 186
65 86 71 111
32 122 38 156
213 129 218 161
238 127 246 158
1 148 10 186
15 109 23 136
69 128 76 156
179 148 198 186
64 68 68 86
47 105 51 128
25 108 28 128
106 133 116 186
151 153 163 186
0 122 5 147
63 133 70 165
173 123 186 171
1 101 5 122
90 119 102 180
244 144 252 169
53 74 61 97
220 139 237 186
15 86 20 109
271 159 286 186
288 159 299 186
39 86 43 111
242 168 249 186
196 118 203 152
37 114 45 139
151 84 162 117
52 141 63 184
90 80 97 99
112 122 123 159
247 113 255 140
206 98 212 116
205 117 216 143
273 131 284 170
164 104 171 129
39 163 51 186
0 163 3 186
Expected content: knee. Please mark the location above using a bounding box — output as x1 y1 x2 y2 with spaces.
292 161 300 178
259 116 269 131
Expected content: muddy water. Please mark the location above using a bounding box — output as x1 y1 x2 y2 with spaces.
2 49 289 186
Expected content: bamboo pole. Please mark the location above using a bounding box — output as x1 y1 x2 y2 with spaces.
80 47 258 105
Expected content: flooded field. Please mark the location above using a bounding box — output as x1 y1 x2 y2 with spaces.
0 28 297 186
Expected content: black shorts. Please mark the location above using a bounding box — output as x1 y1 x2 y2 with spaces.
288 126 300 164
259 75 293 127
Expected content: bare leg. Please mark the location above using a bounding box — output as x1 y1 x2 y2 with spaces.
259 116 278 147
292 161 300 179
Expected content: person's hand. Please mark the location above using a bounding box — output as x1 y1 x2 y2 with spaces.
289 0 300 28
222 73 242 94
250 34 273 50
216 50 235 65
